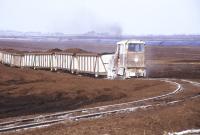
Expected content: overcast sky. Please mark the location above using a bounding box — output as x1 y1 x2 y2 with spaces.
0 0 200 35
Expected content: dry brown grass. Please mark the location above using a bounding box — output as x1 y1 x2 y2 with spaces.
0 64 174 120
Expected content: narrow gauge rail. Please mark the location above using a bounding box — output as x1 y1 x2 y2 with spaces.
0 79 183 133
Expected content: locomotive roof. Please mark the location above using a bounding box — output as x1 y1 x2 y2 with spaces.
117 40 145 45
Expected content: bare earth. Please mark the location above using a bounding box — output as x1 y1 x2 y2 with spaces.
145 45 200 78
0 64 174 119
0 40 200 135
10 97 200 135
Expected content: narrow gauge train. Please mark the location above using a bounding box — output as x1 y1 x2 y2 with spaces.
0 40 146 79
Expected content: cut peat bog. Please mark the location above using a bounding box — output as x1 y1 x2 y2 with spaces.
0 63 175 119
0 39 200 135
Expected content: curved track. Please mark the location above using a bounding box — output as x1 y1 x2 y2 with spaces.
168 129 200 135
0 79 199 133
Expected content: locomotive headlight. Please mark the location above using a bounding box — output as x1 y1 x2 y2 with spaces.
134 57 139 62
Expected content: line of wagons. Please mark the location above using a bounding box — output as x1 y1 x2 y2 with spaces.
0 40 146 78
0 50 113 77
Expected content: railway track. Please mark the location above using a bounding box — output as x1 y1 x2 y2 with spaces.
168 129 200 135
0 79 199 133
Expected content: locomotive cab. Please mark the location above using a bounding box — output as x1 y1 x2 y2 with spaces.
114 40 146 78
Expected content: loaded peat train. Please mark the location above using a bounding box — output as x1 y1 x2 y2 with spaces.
0 40 146 79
